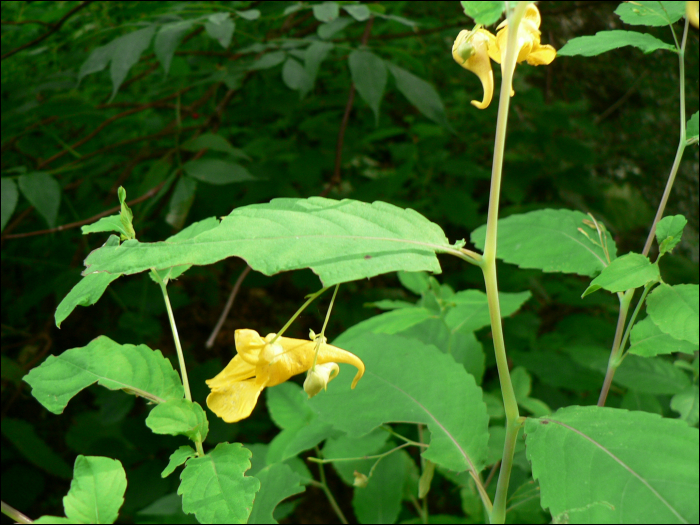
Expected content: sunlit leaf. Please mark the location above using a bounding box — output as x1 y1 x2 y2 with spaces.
146 399 209 442
162 446 196 478
311 334 490 473
655 215 687 255
526 406 699 523
83 197 456 287
558 30 676 57
615 1 686 26
23 336 184 414
472 209 617 277
582 253 659 297
628 316 698 357
647 284 699 345
248 463 304 524
178 442 260 524
460 1 504 25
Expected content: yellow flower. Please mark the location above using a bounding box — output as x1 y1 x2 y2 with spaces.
206 329 365 422
489 4 556 71
688 1 699 29
452 28 496 109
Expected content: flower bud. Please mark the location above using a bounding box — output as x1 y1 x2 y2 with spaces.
303 362 339 398
353 471 369 488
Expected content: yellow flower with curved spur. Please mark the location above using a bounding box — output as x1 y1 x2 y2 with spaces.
452 28 496 109
206 329 365 423
488 3 556 74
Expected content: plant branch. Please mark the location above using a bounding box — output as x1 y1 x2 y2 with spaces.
314 447 348 524
1 1 91 61
1 501 32 524
1 181 166 240
321 16 374 197
206 265 252 348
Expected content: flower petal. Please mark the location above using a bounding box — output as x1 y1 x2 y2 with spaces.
205 354 256 392
234 328 267 366
526 44 556 66
453 29 495 109
206 377 266 423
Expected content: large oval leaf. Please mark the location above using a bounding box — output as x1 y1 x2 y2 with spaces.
525 406 698 524
471 209 617 277
83 197 459 286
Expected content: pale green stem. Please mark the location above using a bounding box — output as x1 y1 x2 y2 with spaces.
618 280 658 359
314 447 348 524
642 16 687 257
598 17 689 407
308 442 413 464
152 269 204 457
597 290 633 407
268 286 329 345
1 501 32 524
481 3 528 523
312 284 339 369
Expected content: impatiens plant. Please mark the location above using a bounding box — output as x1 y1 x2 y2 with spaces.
4 1 698 524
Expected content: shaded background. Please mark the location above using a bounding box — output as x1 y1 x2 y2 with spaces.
2 1 698 522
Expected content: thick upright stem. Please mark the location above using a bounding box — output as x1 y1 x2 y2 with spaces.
481 3 528 523
597 290 633 406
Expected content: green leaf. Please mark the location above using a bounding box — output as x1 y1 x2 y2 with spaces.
567 346 691 395
55 260 121 328
365 299 415 310
525 406 699 523
629 316 699 357
310 334 490 472
83 197 454 287
248 463 305 524
647 284 699 345
1 177 18 231
155 20 193 74
165 176 197 229
386 62 454 132
205 13 235 49
343 4 371 21
82 216 128 237
146 399 209 442
349 51 387 126
615 1 686 26
471 209 616 277
582 252 659 297
154 217 220 281
282 57 313 98
323 428 390 484
304 41 334 86
1 418 72 478
18 172 61 228
23 336 184 414
178 442 260 524
687 112 699 143
445 290 531 332
398 271 430 295
35 456 127 524
312 2 340 22
182 159 255 185
265 383 337 464
162 446 196 478
249 50 286 70
181 133 249 159
656 215 687 255
108 26 156 101
671 386 699 426
352 444 407 524
318 17 354 39
460 1 505 25
236 9 260 20
339 307 435 341
558 30 676 57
